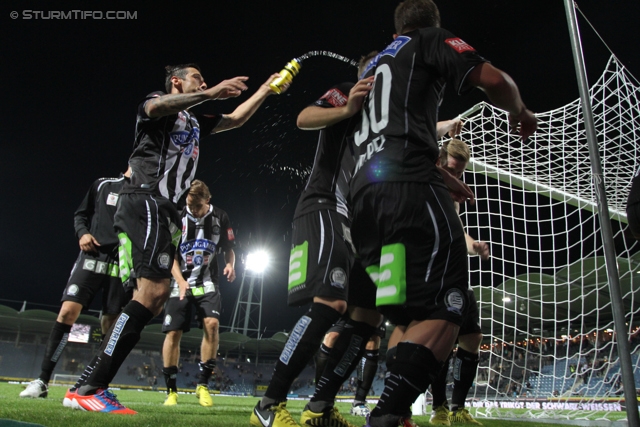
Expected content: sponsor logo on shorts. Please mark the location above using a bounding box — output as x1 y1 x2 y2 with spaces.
163 314 172 326
444 288 465 316
158 252 171 269
445 37 476 53
67 284 79 296
280 316 311 365
83 259 96 271
95 261 108 275
330 268 347 289
105 313 129 356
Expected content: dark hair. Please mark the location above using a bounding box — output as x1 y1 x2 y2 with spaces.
164 63 201 93
394 0 440 34
358 51 379 77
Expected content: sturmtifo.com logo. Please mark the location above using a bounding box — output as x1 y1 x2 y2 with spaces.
10 10 137 20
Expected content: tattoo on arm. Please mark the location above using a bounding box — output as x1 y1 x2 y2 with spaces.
146 93 207 117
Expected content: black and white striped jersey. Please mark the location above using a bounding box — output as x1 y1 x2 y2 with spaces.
294 82 358 220
122 91 222 205
176 204 235 288
74 175 126 249
350 27 487 199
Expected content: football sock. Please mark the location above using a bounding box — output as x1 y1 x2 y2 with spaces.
310 319 376 408
79 300 154 394
39 321 72 383
371 342 441 418
261 303 341 406
354 348 379 404
315 343 331 384
431 351 452 408
163 366 179 393
450 348 480 411
198 359 216 385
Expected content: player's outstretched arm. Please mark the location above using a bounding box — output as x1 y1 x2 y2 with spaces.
297 77 374 130
213 74 282 133
144 76 249 119
467 62 537 140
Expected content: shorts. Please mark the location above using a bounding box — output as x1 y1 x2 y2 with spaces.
351 181 469 327
162 284 222 333
61 248 129 315
327 316 386 339
114 193 181 284
458 289 481 336
287 210 376 309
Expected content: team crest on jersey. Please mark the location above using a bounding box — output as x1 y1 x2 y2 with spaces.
163 314 172 326
157 252 171 269
67 284 79 296
330 268 347 289
445 38 476 53
212 225 220 235
444 288 465 316
106 192 119 206
194 254 204 266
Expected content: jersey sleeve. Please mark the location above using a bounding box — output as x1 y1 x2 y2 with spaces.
312 82 353 109
217 208 236 252
421 28 488 95
137 91 166 121
196 113 223 136
73 180 98 240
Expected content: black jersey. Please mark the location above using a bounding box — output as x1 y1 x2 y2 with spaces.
121 91 222 205
74 175 126 250
350 28 487 198
294 82 358 220
176 204 235 288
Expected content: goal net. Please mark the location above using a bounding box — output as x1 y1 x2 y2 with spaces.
454 55 640 420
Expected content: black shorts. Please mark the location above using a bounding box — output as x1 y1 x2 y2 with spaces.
327 316 386 339
61 249 128 315
113 193 181 283
351 181 469 327
162 284 222 333
458 289 481 336
287 210 376 309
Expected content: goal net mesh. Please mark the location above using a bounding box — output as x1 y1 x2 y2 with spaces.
453 55 640 420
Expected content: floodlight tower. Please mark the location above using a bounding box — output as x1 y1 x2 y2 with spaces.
229 251 269 338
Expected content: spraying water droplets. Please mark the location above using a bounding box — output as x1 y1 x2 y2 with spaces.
296 51 359 68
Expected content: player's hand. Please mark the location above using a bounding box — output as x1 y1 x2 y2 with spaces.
224 264 236 283
473 241 490 260
177 279 189 300
264 73 291 94
438 118 464 138
437 166 475 204
509 108 537 141
207 76 249 100
79 233 100 253
346 76 375 116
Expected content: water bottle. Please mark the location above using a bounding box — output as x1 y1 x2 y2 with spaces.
269 59 301 94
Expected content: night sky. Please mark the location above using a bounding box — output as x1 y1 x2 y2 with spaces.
2 1 639 335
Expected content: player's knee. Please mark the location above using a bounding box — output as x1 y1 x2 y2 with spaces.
458 332 482 353
57 302 82 324
323 331 340 347
165 330 182 345
313 296 347 314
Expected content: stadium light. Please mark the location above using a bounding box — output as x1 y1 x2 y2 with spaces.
246 250 270 273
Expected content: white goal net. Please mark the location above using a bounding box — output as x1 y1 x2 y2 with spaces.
455 55 640 420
